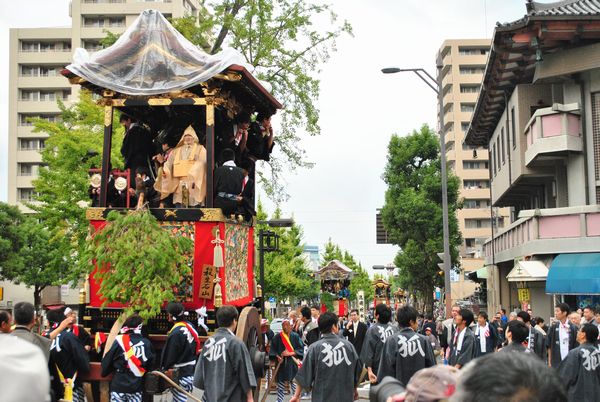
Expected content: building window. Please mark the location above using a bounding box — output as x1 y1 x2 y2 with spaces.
20 42 39 52
465 219 491 229
496 137 501 171
108 17 125 27
40 91 56 102
492 143 497 174
18 163 39 176
83 17 105 28
458 47 488 56
19 114 34 126
462 143 478 151
463 180 489 189
460 84 480 93
40 66 60 76
461 103 475 113
82 40 104 52
17 188 35 202
20 90 39 101
463 161 489 170
459 66 485 74
461 122 470 132
463 199 490 209
501 128 506 164
20 138 46 150
511 107 516 149
40 42 56 52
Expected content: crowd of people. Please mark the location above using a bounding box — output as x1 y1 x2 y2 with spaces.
259 302 600 402
89 111 273 220
1 300 600 401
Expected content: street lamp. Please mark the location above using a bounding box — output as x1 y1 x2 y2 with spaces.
257 218 294 315
382 61 453 318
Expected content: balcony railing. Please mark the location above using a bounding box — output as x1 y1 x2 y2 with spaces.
483 205 600 264
524 103 583 166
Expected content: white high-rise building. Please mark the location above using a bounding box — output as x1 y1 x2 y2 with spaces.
3 0 199 307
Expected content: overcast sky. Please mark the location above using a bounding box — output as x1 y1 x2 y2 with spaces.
0 0 527 275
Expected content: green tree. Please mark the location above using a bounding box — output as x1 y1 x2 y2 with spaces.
81 210 193 319
30 91 124 280
167 2 352 201
0 204 72 310
0 202 26 277
381 124 462 313
257 202 318 305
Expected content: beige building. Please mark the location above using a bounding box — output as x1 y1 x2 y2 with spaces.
3 0 199 307
437 39 510 304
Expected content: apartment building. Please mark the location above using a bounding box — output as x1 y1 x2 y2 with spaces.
7 0 199 209
437 39 510 304
2 0 199 307
465 0 600 320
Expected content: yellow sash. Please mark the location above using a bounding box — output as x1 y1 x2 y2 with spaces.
55 364 76 401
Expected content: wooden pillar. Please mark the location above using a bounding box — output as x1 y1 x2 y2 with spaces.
99 105 113 207
205 102 215 208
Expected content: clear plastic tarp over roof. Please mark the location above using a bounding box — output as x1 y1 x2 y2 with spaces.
66 9 246 96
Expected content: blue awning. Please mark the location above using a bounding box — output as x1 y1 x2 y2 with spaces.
546 253 600 294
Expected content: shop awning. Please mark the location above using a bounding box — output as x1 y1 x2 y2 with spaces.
546 253 600 294
507 261 548 282
467 267 488 282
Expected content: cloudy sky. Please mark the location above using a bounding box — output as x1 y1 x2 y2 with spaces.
0 0 526 274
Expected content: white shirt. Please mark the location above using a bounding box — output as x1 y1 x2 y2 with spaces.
558 320 570 360
476 323 489 353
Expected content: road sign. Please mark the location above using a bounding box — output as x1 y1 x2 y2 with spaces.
269 297 276 303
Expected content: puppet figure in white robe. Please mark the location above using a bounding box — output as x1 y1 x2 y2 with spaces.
162 126 207 207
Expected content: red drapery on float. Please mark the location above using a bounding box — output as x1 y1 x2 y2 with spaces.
88 220 255 309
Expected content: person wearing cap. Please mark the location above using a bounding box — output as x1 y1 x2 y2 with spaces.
46 308 90 402
101 314 154 402
194 305 256 402
161 302 200 402
162 126 207 208
109 176 129 208
404 365 459 402
88 173 102 207
270 320 304 402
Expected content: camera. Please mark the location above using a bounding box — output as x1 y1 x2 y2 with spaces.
370 376 405 402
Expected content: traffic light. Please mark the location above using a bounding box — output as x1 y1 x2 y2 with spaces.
436 252 445 271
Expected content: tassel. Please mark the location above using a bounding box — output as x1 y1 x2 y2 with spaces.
212 227 224 268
